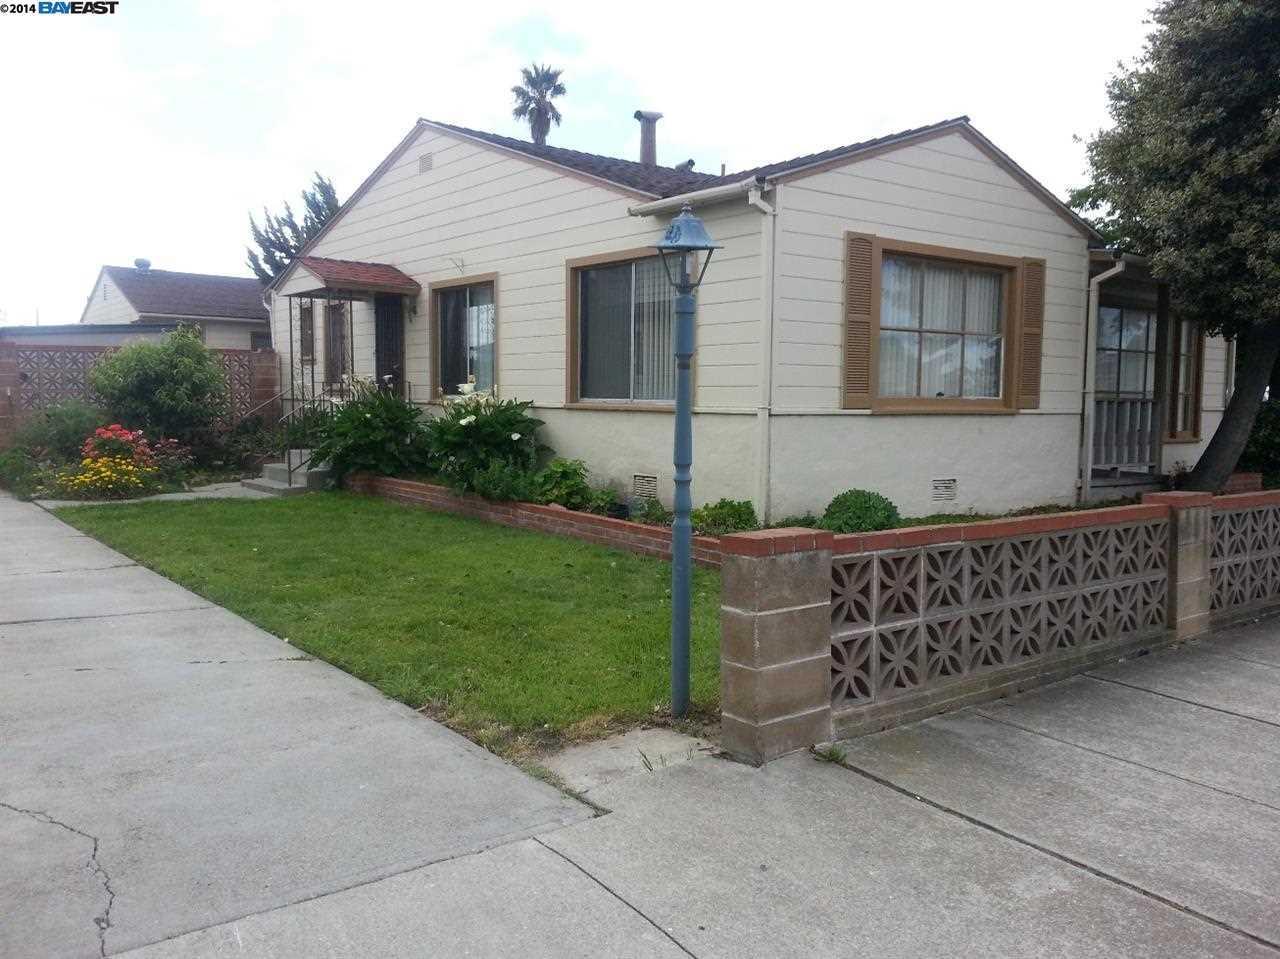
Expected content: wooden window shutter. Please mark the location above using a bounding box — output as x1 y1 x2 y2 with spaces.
843 233 877 409
1017 258 1046 409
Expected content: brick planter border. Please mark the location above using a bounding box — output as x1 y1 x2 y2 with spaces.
345 473 723 567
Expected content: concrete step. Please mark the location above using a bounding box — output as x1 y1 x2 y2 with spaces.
241 477 312 497
262 462 332 488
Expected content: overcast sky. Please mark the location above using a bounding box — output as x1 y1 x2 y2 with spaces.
0 0 1155 326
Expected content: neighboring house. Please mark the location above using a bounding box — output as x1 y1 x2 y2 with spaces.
265 113 1232 518
0 322 178 347
80 261 271 350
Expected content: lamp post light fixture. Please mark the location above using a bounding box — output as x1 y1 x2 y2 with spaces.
654 204 720 718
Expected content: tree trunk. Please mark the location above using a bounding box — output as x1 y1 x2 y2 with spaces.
1269 352 1280 400
1185 319 1280 491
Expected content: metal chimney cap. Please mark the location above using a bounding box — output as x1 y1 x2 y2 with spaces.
633 110 664 122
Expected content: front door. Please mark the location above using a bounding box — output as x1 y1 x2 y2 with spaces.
374 294 405 396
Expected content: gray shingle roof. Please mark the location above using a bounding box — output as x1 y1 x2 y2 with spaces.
425 120 718 197
104 266 268 321
426 116 972 198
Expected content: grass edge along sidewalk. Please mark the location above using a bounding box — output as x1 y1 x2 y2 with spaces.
55 492 721 761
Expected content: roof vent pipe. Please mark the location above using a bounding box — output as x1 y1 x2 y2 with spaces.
634 111 662 166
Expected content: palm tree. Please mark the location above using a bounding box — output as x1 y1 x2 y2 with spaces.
511 64 565 146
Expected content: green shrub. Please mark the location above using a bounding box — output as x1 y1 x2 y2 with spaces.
587 486 622 516
690 498 759 536
770 513 821 529
12 400 107 462
1240 400 1280 480
534 458 593 510
88 328 228 453
820 489 900 533
425 394 544 495
310 380 430 479
635 496 672 526
0 449 46 499
468 461 537 502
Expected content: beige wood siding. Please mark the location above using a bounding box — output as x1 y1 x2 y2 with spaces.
269 126 761 410
80 273 139 325
772 132 1089 414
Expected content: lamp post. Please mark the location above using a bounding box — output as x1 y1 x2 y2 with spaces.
655 204 720 718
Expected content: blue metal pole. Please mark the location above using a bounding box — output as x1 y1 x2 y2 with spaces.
671 258 695 717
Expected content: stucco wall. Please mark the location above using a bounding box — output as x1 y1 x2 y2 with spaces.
769 412 1080 519
535 407 758 507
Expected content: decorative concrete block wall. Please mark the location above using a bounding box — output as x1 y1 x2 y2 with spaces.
1209 490 1280 622
718 494 1247 765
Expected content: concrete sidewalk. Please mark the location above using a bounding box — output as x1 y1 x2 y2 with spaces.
6 490 1280 957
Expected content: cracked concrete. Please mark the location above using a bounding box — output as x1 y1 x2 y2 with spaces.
0 802 114 957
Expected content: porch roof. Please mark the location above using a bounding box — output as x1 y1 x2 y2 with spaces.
289 256 422 296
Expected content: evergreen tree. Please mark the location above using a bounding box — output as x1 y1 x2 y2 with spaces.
246 173 341 284
1071 0 1280 490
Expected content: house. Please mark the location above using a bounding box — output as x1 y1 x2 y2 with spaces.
80 261 271 350
264 113 1231 518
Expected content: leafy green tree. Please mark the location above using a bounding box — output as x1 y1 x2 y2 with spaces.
88 328 229 452
511 64 565 146
246 173 341 283
1071 0 1280 490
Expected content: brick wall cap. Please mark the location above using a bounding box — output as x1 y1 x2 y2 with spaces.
1211 490 1280 510
1143 491 1214 508
721 527 833 557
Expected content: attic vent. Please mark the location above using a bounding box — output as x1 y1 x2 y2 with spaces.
419 154 433 173
632 473 659 500
931 477 958 502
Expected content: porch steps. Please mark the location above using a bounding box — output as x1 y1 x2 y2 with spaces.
241 450 332 496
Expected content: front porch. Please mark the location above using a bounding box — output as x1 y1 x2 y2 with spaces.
276 255 421 405
1083 251 1206 499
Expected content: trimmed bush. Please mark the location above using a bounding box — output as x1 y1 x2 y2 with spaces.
12 400 107 462
310 379 430 479
690 498 759 536
88 329 228 453
820 488 900 533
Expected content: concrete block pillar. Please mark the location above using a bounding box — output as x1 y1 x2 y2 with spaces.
0 343 17 448
1144 491 1213 639
718 528 834 765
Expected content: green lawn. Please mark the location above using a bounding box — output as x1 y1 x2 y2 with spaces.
57 493 720 753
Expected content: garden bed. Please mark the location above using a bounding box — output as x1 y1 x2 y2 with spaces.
346 473 725 567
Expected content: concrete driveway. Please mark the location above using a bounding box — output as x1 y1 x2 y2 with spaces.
5 490 1280 957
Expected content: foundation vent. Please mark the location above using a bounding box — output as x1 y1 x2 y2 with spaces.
632 473 659 500
931 477 958 502
419 154 433 173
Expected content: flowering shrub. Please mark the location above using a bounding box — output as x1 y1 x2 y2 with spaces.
88 328 228 454
81 424 154 466
55 454 157 499
424 393 544 495
150 438 195 482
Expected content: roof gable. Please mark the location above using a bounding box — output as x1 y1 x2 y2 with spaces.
103 266 268 320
